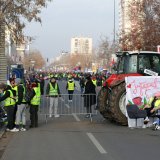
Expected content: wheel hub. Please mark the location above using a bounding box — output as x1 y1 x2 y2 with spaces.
119 92 126 116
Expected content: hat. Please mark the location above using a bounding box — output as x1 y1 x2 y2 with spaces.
154 92 160 97
15 78 21 84
86 74 91 80
9 78 15 83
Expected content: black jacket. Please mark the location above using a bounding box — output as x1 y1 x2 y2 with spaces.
17 84 26 105
84 80 96 107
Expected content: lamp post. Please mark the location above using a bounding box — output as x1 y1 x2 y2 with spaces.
114 0 116 45
30 60 35 72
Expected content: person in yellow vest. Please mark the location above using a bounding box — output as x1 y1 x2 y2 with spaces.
46 77 61 118
92 76 97 87
9 78 17 127
143 92 160 124
66 77 75 102
0 83 19 132
29 80 41 128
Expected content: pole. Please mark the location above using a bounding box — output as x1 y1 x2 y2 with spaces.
113 0 116 45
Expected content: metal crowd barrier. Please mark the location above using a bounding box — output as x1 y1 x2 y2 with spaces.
39 93 98 123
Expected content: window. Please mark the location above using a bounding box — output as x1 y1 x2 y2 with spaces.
118 57 124 73
138 54 160 74
126 55 137 73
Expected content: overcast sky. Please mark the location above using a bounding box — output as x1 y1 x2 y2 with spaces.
25 0 120 60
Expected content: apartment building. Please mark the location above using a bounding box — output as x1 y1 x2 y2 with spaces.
119 0 143 34
71 37 92 55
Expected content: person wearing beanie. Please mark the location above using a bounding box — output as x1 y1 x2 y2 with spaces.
83 75 96 118
0 83 19 132
14 78 27 131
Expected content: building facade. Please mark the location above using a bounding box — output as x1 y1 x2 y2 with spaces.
119 0 143 34
71 37 92 55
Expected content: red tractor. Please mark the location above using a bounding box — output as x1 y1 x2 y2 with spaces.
97 51 160 125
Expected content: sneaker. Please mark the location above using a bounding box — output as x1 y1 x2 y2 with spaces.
144 117 150 124
142 124 147 129
49 114 52 118
54 114 60 118
10 128 19 132
157 126 160 130
85 114 90 118
20 128 26 131
6 128 10 131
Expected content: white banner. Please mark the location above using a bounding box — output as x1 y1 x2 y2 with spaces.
125 76 160 127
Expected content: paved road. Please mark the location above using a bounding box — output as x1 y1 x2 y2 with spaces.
1 113 160 160
0 80 160 160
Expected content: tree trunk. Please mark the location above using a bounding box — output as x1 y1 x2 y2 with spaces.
0 18 7 83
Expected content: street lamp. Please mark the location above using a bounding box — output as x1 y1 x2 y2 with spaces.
114 0 116 45
30 60 35 72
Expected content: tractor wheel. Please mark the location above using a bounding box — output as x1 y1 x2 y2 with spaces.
109 82 127 125
97 87 113 120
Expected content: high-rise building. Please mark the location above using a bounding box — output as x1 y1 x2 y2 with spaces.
71 37 92 55
119 0 143 34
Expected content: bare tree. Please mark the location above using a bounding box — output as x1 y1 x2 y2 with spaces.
97 36 116 70
0 0 52 82
24 50 46 71
0 0 52 42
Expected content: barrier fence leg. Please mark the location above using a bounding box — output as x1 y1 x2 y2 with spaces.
45 114 48 124
90 113 93 122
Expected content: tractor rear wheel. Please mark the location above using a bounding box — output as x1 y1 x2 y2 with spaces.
109 82 127 125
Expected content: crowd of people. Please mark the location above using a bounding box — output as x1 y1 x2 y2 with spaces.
0 76 42 132
1 70 160 131
0 71 108 132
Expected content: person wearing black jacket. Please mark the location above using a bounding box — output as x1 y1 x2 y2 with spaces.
0 83 19 132
9 78 17 127
83 75 96 118
14 78 27 131
79 76 85 95
46 77 61 118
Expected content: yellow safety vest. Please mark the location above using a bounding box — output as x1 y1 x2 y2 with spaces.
4 90 16 107
148 97 160 108
12 86 18 102
68 81 75 91
92 80 97 86
30 87 41 105
49 83 58 96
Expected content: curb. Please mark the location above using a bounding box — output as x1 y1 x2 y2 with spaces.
0 126 6 139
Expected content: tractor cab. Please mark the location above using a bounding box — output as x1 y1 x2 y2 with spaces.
115 51 160 76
